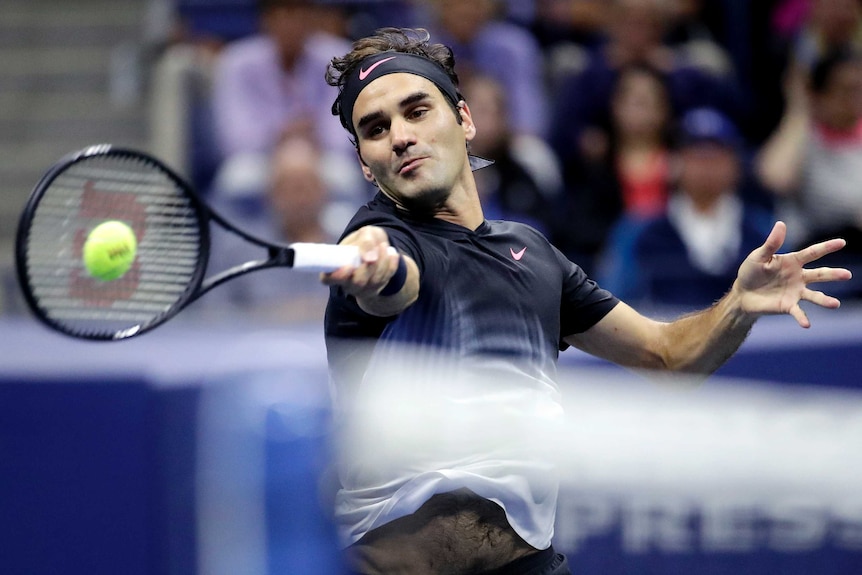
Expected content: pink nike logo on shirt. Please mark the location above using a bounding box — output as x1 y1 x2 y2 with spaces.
358 56 397 80
510 247 526 261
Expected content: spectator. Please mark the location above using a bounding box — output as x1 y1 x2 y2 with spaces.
530 0 610 50
602 107 774 309
756 45 862 277
790 0 862 72
461 74 563 235
549 0 746 170
423 0 550 138
209 0 357 198
554 63 676 272
665 0 738 79
201 135 341 324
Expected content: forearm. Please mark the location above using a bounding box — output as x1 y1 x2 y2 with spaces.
656 285 757 374
754 109 808 195
565 295 755 377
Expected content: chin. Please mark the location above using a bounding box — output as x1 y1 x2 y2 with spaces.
397 183 450 214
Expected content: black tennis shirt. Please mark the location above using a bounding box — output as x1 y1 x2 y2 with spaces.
324 192 620 391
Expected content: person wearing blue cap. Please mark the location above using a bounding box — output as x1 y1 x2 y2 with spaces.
603 107 776 309
317 28 850 575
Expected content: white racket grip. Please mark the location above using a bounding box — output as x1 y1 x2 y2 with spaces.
289 242 398 272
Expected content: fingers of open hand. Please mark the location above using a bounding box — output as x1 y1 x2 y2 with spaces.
801 284 841 309
803 265 853 285
789 303 811 329
752 221 787 263
796 237 847 265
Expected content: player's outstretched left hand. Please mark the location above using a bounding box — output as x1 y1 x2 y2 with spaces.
734 221 852 328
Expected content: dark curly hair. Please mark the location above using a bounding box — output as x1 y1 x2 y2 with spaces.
326 28 463 138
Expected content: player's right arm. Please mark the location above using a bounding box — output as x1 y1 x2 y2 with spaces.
321 224 419 317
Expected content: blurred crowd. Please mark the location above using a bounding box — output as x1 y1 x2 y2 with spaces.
144 0 862 321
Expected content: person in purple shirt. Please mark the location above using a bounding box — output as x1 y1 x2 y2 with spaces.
210 0 354 162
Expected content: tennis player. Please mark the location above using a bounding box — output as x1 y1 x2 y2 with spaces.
321 28 851 575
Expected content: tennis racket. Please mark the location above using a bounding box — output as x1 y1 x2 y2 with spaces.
16 144 369 341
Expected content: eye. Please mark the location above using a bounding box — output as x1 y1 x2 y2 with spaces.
408 107 429 120
364 123 387 139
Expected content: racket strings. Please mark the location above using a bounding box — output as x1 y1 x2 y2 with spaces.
22 154 205 338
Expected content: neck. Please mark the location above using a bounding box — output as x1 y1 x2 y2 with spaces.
618 133 663 150
434 169 485 230
388 190 485 230
384 164 485 230
434 199 484 230
683 190 726 215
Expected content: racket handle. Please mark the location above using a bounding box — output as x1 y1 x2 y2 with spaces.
289 243 398 272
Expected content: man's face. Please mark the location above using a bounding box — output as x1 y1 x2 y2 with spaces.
814 60 862 131
679 143 739 203
351 73 475 212
611 69 669 139
263 5 317 63
269 143 326 232
434 0 495 42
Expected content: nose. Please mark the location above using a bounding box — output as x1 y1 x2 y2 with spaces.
390 117 416 155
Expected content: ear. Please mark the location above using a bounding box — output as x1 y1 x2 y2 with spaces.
356 148 376 185
458 100 477 143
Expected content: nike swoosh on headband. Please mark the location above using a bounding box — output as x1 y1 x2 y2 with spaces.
358 56 397 81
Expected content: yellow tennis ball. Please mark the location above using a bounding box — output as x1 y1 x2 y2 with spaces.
83 220 138 281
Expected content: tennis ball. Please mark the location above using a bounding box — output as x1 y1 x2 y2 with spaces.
83 220 138 281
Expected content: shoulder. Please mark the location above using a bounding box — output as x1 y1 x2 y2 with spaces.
478 21 540 50
341 196 412 238
216 35 275 74
486 219 551 240
341 196 435 271
302 32 352 78
219 35 273 62
305 32 352 61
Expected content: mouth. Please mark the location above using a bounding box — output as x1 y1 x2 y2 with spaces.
398 156 426 175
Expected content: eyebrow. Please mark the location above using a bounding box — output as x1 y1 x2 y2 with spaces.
356 90 434 133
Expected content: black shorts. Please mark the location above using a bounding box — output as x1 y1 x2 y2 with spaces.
347 546 571 575
479 546 571 575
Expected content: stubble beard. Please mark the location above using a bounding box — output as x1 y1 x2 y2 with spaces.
397 183 450 215
381 166 451 215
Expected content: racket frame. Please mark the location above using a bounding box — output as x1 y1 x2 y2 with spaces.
15 144 310 340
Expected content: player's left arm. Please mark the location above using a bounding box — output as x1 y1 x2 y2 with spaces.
565 221 852 376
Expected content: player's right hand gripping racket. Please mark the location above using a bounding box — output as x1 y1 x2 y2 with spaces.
16 144 370 341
